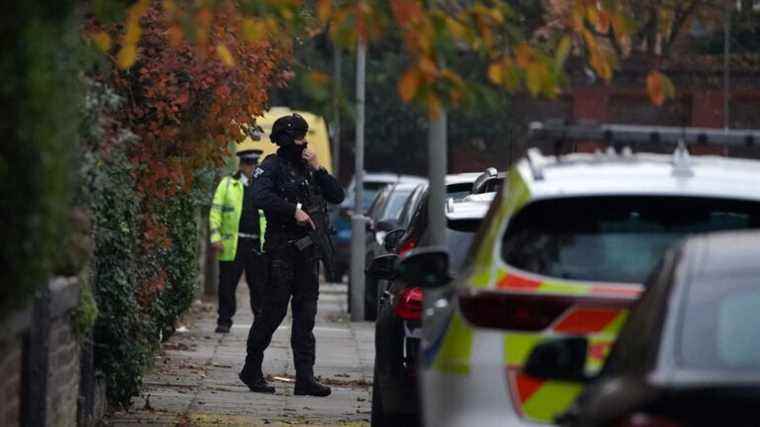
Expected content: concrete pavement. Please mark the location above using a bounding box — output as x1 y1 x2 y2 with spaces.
104 282 374 426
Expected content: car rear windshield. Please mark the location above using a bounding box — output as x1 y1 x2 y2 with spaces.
502 196 760 284
447 183 473 200
680 274 760 370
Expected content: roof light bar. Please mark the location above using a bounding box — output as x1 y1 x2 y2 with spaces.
529 121 760 147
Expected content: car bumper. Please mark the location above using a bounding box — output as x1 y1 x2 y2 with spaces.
420 330 547 427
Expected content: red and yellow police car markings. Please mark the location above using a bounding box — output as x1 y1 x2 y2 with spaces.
496 268 643 300
504 333 545 367
497 270 542 291
432 311 474 375
590 283 643 298
520 379 584 423
551 307 622 334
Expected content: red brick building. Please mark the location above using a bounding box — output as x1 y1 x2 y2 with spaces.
450 55 760 172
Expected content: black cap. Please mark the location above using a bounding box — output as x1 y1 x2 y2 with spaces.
270 113 308 146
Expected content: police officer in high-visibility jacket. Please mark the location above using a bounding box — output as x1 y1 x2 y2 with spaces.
209 145 267 334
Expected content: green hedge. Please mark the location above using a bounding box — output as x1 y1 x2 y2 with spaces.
0 0 82 316
78 81 211 407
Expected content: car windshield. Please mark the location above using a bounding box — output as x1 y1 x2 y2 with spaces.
362 182 390 210
447 219 480 273
381 189 413 221
502 196 760 283
679 274 760 370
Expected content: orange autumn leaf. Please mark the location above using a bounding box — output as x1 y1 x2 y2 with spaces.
309 71 330 86
216 44 235 67
515 43 533 68
398 68 420 102
117 44 138 69
90 31 112 52
646 71 675 106
316 0 332 23
487 61 503 84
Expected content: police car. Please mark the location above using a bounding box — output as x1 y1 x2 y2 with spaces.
402 123 760 427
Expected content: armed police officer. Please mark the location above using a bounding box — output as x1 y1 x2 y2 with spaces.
239 113 344 396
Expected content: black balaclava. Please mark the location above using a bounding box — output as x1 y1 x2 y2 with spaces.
271 113 309 165
280 141 308 164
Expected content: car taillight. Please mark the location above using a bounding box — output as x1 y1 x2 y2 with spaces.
617 414 681 427
394 287 423 320
398 238 416 256
458 290 572 331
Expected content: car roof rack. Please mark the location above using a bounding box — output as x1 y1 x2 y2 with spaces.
528 120 760 152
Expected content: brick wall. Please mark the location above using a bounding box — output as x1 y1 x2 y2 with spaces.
0 336 23 427
47 316 80 427
0 277 89 427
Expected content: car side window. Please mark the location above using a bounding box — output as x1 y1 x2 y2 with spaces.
602 249 680 375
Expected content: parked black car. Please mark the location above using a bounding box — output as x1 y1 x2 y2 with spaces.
332 173 425 282
368 197 490 426
524 231 760 427
361 181 422 320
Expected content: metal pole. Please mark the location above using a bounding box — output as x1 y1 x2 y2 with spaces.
332 43 342 177
350 40 367 321
723 1 731 131
428 109 447 246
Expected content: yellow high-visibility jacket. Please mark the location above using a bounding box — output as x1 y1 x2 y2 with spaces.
209 175 266 261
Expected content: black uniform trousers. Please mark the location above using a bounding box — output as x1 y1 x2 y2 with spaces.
242 240 319 381
217 237 264 327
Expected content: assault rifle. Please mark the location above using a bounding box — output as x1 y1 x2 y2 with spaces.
293 193 336 278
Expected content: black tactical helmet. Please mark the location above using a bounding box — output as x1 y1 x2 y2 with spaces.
270 113 308 146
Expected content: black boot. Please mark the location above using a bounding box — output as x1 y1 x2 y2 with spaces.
239 372 275 394
294 377 331 397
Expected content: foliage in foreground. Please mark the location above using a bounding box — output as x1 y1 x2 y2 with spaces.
0 0 83 315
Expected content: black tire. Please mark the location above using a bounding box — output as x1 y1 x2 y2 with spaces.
371 365 420 427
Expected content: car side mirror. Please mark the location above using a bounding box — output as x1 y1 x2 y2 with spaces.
384 228 406 252
375 219 398 232
397 247 450 289
524 337 590 382
367 254 399 280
